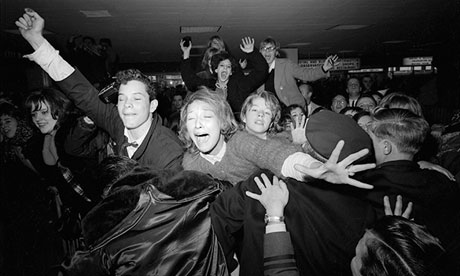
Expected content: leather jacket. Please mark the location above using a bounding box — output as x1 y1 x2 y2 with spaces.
61 169 229 276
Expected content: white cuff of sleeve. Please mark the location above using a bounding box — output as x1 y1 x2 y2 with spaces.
281 152 322 181
266 223 286 234
24 39 75 81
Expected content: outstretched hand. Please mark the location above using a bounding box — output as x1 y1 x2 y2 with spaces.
15 8 45 50
384 195 413 219
290 114 307 144
245 174 289 217
240 37 255 53
294 140 375 189
322 55 339 72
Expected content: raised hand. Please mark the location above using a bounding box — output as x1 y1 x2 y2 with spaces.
322 55 339 72
384 195 413 219
15 8 45 50
240 37 255 53
246 174 289 217
290 114 307 144
179 39 192 59
294 140 375 189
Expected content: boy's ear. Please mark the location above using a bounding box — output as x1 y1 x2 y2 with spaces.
150 99 159 113
383 140 392 155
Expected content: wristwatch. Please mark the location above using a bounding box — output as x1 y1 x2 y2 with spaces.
264 214 285 224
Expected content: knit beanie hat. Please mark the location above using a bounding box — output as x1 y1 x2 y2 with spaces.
304 110 374 163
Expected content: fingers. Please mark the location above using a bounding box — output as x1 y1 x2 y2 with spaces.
327 140 344 165
254 176 265 192
394 195 403 216
260 173 272 187
15 20 28 30
245 191 261 201
339 148 370 167
383 195 392 215
241 37 254 45
347 163 376 173
346 178 374 189
300 114 306 128
402 202 413 219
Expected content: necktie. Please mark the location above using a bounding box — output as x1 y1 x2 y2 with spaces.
120 139 138 156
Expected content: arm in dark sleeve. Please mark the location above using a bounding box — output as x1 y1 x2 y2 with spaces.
210 183 246 272
264 232 299 276
237 51 269 94
56 70 121 139
227 51 269 111
180 58 214 91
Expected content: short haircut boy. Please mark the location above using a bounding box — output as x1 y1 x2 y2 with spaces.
369 108 429 156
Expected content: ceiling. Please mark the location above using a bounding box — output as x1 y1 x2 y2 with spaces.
1 0 458 66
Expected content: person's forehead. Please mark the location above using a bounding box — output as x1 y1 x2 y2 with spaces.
33 100 50 110
348 78 360 85
358 97 375 104
219 59 231 65
251 97 268 106
261 42 275 48
173 95 183 100
119 80 149 95
188 100 215 112
333 95 346 101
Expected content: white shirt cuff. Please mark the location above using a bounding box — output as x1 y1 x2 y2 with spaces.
24 39 75 81
266 223 287 234
281 152 322 181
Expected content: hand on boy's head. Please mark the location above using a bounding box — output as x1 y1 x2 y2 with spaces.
384 195 413 219
295 140 375 189
245 173 289 216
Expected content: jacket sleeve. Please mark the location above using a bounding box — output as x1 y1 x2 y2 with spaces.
236 51 269 93
180 58 214 91
288 59 328 82
56 70 122 139
210 184 246 272
232 132 301 177
264 232 299 276
24 38 121 139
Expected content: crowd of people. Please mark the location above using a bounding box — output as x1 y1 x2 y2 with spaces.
1 8 459 276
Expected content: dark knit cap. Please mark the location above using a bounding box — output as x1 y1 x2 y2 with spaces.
304 110 374 163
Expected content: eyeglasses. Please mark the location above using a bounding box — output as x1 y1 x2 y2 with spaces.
260 46 276 53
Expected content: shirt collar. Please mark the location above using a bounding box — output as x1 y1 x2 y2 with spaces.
200 142 227 164
124 127 149 145
269 59 276 73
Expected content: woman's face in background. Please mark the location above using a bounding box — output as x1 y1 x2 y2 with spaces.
0 114 18 138
31 100 58 134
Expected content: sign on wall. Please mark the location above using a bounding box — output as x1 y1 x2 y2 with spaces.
298 58 360 71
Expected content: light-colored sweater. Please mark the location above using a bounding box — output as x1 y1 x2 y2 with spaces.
182 131 304 184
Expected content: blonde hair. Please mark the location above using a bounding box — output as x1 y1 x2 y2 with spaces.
178 87 238 153
239 91 281 134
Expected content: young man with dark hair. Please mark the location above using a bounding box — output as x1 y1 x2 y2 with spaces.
16 9 183 171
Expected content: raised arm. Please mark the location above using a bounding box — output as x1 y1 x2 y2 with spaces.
234 37 269 94
179 39 214 91
290 55 338 82
16 9 121 137
246 174 299 276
